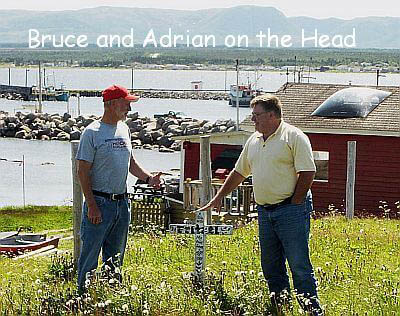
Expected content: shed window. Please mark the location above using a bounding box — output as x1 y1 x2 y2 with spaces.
313 151 329 181
311 87 391 118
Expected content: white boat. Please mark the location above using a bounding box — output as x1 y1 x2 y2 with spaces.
228 84 256 107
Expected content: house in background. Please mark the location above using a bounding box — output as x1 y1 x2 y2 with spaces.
176 83 400 215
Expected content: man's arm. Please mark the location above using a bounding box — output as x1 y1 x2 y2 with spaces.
199 170 245 212
77 160 102 224
129 155 162 188
291 171 315 204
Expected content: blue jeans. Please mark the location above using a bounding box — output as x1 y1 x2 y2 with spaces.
77 196 131 290
257 193 323 314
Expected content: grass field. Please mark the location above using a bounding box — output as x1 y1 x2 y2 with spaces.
0 206 399 315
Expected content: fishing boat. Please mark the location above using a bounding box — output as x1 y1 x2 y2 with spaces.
55 89 70 102
228 84 256 106
0 233 60 255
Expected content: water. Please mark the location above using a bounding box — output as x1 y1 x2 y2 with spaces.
1 68 400 206
0 138 180 206
1 68 400 92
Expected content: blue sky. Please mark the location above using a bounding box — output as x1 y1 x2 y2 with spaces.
0 0 398 19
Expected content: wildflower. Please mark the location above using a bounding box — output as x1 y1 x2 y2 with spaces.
122 304 129 311
131 285 138 291
35 279 41 285
37 289 42 295
105 299 112 306
85 279 90 288
258 272 264 279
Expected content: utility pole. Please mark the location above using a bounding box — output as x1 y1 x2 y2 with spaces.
236 59 240 131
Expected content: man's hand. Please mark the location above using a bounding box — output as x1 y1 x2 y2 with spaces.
149 172 163 189
87 203 102 225
197 196 223 214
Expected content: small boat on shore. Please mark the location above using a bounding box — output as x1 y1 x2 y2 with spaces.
0 233 60 256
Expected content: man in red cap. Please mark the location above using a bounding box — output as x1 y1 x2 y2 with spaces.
75 84 161 292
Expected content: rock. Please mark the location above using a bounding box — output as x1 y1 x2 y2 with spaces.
167 124 182 135
25 113 38 121
138 129 153 144
7 123 17 130
67 118 77 127
62 113 72 122
127 112 139 120
159 146 174 153
181 122 200 130
127 119 143 132
157 135 174 148
186 127 200 135
83 118 95 127
162 119 179 131
40 135 50 141
156 117 166 130
227 126 236 132
210 126 221 133
151 130 163 140
57 131 70 141
170 141 181 151
59 122 72 134
5 116 18 124
130 132 140 140
70 130 81 141
15 130 28 139
143 144 153 150
19 125 32 133
226 119 235 128
220 126 227 133
131 140 142 147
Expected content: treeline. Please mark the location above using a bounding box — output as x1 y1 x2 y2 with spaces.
0 46 399 68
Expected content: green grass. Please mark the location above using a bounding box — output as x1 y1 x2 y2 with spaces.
0 206 399 315
0 205 72 232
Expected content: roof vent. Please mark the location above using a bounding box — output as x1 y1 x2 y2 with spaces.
311 87 391 118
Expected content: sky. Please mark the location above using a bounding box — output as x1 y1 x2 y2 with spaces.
0 0 399 20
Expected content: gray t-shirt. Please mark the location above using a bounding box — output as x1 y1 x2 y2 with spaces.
76 120 132 194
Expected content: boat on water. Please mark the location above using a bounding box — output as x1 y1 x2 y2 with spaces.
228 84 259 107
0 233 60 255
55 90 70 102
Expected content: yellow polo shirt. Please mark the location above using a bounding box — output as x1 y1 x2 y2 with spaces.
234 121 316 205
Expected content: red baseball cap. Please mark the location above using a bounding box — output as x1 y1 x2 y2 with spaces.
102 85 139 102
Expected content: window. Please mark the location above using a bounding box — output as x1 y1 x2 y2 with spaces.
313 151 329 181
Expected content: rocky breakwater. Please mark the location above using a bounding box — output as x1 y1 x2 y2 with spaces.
0 111 237 153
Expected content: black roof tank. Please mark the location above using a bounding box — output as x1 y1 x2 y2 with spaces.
311 87 391 118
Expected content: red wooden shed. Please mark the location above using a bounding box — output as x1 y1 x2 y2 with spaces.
177 83 400 215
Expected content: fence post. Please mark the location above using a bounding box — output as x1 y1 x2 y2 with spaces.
346 141 356 219
71 140 82 270
200 136 212 224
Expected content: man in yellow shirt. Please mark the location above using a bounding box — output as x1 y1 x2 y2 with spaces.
200 94 323 315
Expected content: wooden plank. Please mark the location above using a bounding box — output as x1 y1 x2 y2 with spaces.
200 136 212 224
71 141 83 271
346 141 356 219
14 245 55 260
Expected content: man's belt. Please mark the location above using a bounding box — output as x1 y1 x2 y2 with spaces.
260 196 292 211
93 190 128 201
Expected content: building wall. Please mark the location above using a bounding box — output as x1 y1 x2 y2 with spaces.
309 133 400 214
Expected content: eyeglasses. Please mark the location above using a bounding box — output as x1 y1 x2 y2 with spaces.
251 112 267 118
